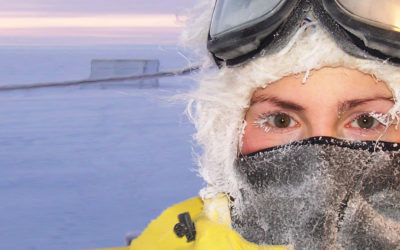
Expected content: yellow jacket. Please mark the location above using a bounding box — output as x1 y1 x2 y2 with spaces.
99 194 290 250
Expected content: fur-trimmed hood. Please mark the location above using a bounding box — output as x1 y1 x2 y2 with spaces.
181 1 400 200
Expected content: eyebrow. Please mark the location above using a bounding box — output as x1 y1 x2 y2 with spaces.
338 96 394 114
250 95 305 111
250 94 394 113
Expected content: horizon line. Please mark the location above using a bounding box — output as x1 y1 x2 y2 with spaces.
0 14 184 29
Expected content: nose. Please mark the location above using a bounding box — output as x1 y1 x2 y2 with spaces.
306 121 338 138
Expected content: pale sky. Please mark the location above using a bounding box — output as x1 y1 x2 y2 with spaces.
0 0 197 45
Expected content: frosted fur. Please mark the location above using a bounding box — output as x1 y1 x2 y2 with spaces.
182 7 400 199
179 0 216 69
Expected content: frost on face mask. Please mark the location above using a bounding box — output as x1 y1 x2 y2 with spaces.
232 137 400 249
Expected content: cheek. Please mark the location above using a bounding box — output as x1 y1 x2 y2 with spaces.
381 126 400 142
241 119 303 155
240 124 260 155
240 121 282 155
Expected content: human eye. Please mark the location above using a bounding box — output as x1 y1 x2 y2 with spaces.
348 113 381 130
254 112 298 132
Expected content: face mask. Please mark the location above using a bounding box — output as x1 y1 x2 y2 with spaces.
232 137 400 249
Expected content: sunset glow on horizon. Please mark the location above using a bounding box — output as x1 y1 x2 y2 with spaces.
0 0 192 45
0 14 183 29
0 14 185 45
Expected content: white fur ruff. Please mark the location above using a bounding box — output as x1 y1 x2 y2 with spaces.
182 2 400 200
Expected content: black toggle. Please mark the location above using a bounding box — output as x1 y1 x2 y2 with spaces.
173 212 196 242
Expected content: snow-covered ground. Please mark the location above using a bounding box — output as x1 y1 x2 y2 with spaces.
0 45 203 250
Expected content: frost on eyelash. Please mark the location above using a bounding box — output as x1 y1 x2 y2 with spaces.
368 111 400 147
368 111 400 129
253 116 272 133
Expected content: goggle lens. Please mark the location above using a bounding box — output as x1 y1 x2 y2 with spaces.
336 0 400 31
210 0 286 36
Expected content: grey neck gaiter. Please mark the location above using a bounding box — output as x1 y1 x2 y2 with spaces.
232 137 400 250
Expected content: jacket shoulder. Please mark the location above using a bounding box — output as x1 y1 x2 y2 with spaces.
129 197 203 250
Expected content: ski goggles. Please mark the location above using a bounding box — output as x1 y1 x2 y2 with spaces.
207 0 400 66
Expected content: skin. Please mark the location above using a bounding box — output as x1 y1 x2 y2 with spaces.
241 66 400 155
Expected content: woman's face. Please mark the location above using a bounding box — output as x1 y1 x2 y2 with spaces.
242 66 400 155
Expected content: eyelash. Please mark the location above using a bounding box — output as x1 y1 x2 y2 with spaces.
347 112 383 130
254 112 385 133
254 112 298 132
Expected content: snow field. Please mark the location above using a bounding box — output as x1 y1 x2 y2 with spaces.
0 45 202 250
